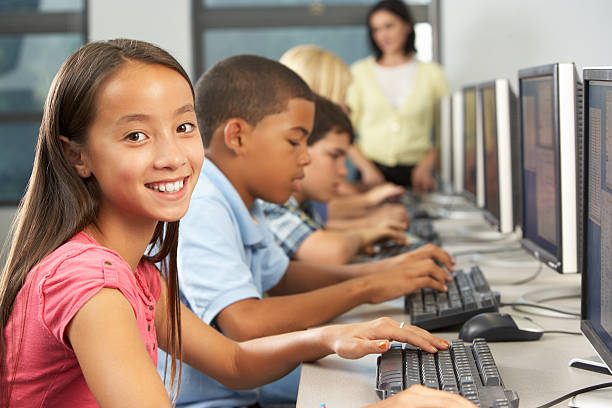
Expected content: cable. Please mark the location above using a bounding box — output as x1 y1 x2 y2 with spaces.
541 330 582 335
535 381 612 408
507 261 543 285
450 246 523 257
511 286 581 318
499 302 581 317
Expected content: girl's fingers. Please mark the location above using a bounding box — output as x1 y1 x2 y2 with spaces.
369 318 449 353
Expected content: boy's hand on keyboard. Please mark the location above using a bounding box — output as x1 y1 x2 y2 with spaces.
357 226 407 250
366 258 450 303
366 183 406 206
393 243 455 274
321 317 448 359
370 385 477 408
368 203 410 229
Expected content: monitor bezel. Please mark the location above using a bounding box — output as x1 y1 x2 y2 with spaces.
478 80 501 230
518 63 564 272
434 95 453 194
580 68 612 372
462 84 479 204
452 91 464 194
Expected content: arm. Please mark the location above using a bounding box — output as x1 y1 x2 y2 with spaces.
294 226 407 265
409 64 449 195
326 202 410 231
216 244 454 341
69 289 172 408
68 283 451 407
154 279 449 391
367 385 476 408
411 147 437 193
347 144 386 186
345 77 386 187
327 183 406 219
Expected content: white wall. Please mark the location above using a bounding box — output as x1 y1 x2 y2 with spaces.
441 0 612 92
88 0 194 79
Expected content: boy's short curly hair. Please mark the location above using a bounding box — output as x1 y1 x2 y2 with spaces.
195 55 315 147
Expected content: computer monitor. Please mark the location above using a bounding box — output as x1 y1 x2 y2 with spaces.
452 91 464 194
434 95 453 194
518 63 581 274
462 85 484 207
478 79 521 234
579 67 612 374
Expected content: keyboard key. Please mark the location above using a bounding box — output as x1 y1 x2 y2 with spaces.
376 339 519 408
405 266 500 330
470 266 491 292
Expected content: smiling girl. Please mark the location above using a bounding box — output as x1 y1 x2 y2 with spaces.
0 39 471 408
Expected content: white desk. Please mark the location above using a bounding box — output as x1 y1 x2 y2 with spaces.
296 217 609 408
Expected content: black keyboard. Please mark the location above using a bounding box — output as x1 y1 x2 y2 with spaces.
376 339 519 408
405 266 499 330
408 218 441 245
370 240 426 259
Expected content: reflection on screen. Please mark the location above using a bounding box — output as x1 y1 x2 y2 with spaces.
521 75 559 256
585 80 612 352
482 86 499 221
464 88 477 198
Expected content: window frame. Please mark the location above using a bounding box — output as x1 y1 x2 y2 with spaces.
0 3 87 205
192 0 441 77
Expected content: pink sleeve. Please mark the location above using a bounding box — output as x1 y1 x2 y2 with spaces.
39 248 126 348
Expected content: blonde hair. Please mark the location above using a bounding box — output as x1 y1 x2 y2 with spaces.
279 45 352 105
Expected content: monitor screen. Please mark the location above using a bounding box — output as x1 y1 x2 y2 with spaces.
582 77 612 368
463 87 477 200
520 74 560 257
482 85 500 222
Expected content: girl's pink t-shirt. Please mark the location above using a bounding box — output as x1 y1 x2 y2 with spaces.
3 232 162 407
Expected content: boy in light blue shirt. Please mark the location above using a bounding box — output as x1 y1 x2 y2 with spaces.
158 55 455 407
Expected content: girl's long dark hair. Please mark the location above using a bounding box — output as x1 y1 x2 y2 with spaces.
0 39 188 405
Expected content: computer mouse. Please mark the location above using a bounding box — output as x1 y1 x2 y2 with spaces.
459 312 544 342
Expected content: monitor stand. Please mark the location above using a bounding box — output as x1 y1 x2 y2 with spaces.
442 225 512 245
471 249 540 268
569 389 612 408
421 192 463 206
430 207 483 221
569 355 612 375
568 355 612 407
455 225 510 242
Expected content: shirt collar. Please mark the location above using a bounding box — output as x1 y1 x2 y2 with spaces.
202 160 263 247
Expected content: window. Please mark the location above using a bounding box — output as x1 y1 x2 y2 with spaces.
0 0 87 204
193 0 440 74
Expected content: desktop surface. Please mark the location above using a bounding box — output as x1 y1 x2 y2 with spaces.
297 217 605 408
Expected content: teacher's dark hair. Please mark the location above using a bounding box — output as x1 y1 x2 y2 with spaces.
367 0 417 60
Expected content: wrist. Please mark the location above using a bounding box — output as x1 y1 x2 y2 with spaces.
354 270 379 304
317 325 339 356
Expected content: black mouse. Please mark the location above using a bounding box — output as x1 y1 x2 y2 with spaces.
459 312 544 342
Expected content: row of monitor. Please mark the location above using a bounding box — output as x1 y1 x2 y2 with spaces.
434 62 612 377
434 63 580 274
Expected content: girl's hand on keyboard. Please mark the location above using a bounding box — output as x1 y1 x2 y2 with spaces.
321 317 449 359
368 385 477 408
